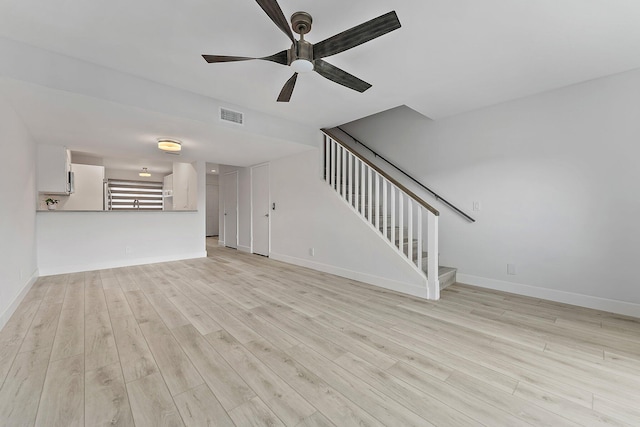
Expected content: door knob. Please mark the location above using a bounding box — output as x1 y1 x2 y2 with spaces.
264 214 269 217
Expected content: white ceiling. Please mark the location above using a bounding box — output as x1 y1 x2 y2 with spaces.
2 0 640 161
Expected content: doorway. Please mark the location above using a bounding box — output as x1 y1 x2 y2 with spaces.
251 163 270 256
222 171 238 249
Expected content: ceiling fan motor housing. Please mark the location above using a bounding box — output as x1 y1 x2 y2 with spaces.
288 39 313 66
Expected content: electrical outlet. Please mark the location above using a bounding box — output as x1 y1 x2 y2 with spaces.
309 248 315 256
507 263 516 275
473 201 481 211
125 246 133 255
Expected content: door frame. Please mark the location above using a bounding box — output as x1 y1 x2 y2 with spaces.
205 177 220 237
250 163 270 256
222 170 238 249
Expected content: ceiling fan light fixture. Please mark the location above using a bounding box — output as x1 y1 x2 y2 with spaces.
139 167 151 177
158 138 182 152
290 59 314 73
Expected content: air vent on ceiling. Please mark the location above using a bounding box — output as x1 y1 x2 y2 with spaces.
220 107 244 125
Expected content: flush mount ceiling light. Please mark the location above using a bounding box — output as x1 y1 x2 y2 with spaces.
157 138 182 152
139 167 151 177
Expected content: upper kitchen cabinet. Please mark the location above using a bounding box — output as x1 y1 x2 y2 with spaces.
37 145 72 194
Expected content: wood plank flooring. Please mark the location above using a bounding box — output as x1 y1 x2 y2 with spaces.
1 239 639 426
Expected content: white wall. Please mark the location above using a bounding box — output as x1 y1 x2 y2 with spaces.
219 149 429 297
341 68 640 316
0 94 38 329
37 161 207 275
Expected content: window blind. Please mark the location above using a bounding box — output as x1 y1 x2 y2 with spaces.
107 179 164 210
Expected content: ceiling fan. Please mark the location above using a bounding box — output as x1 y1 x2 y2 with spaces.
202 0 401 102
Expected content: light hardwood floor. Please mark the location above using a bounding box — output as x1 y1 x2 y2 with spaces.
1 240 640 426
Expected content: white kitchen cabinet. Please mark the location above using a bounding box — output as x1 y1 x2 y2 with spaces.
37 145 71 194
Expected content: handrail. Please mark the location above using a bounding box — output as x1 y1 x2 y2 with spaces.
321 129 439 216
333 127 475 223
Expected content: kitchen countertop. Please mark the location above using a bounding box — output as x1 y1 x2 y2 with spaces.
37 209 198 213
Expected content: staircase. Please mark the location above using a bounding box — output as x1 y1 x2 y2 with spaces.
378 220 457 290
322 130 456 300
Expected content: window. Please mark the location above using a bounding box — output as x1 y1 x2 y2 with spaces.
107 179 163 210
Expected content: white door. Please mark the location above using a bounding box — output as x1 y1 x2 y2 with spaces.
206 181 219 236
223 171 238 249
251 164 270 256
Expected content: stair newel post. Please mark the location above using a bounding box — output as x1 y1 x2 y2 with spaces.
322 135 329 181
427 212 440 300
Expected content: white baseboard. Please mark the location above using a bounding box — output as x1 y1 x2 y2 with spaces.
0 269 39 330
238 245 252 254
457 273 640 318
270 252 428 298
38 251 207 276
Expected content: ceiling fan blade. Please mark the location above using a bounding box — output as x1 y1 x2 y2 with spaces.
260 50 289 65
202 55 255 63
256 0 295 43
202 50 288 65
314 59 372 93
277 73 298 102
313 11 401 59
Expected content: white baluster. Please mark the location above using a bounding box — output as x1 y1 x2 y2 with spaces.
324 137 330 183
374 173 380 231
335 145 342 194
390 187 396 246
428 213 439 300
347 152 353 205
361 161 366 218
398 192 404 254
342 146 347 198
408 199 413 263
354 158 360 212
330 140 334 184
382 180 388 237
367 167 372 224
417 208 423 271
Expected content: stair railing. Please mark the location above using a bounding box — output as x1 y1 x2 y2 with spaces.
322 129 441 299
